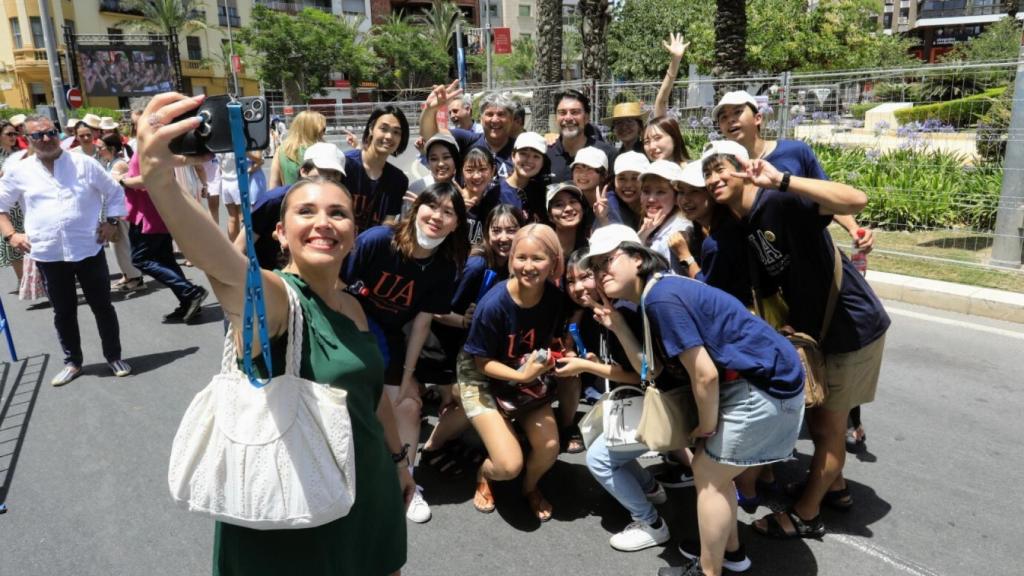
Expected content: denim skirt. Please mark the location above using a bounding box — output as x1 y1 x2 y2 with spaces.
703 379 804 467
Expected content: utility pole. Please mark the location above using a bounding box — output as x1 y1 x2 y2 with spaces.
223 0 239 95
990 38 1024 268
481 0 492 89
37 0 69 127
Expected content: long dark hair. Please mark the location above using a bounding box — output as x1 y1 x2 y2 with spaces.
472 203 527 269
646 115 690 163
426 137 463 180
392 182 470 272
362 104 410 156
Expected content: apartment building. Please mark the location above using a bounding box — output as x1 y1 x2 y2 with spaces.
0 0 259 110
879 0 1021 62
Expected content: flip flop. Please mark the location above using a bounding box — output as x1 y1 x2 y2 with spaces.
473 480 495 514
525 489 552 523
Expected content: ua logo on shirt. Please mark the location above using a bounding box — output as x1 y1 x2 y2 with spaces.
506 328 537 360
371 272 415 308
747 229 789 276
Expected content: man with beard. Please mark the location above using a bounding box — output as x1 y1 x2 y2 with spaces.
0 116 131 386
421 83 519 178
548 89 617 184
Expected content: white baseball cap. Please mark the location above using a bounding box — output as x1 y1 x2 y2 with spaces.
545 182 585 210
712 90 758 122
570 146 608 171
640 159 686 184
614 151 649 175
679 160 705 188
303 142 346 175
701 139 750 162
513 131 547 155
581 224 643 267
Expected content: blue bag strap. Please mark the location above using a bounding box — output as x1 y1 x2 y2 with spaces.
228 102 273 388
639 272 663 387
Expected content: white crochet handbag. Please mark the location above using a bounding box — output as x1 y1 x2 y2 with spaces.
167 281 357 529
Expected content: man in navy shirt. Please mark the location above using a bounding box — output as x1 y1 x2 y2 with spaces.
702 140 890 540
421 84 519 178
548 89 617 183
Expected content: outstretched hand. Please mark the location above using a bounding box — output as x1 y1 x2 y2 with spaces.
136 92 213 185
425 80 462 111
662 32 690 61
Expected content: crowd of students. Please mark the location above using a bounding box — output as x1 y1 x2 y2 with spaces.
28 34 891 576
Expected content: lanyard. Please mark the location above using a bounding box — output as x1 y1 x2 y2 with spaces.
228 103 272 387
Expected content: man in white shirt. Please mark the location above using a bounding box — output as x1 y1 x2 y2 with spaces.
0 116 132 387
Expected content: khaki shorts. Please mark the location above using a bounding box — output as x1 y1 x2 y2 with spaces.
456 351 498 419
822 333 886 412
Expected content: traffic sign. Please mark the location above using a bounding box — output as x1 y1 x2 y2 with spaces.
66 88 83 109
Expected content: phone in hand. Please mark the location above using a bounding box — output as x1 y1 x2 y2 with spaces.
169 95 270 155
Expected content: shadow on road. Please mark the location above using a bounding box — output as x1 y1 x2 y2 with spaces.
0 354 50 509
81 346 200 377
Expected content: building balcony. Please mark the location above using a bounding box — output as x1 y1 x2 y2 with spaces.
182 59 213 77
919 2 1009 19
99 0 144 16
13 48 63 67
255 0 333 15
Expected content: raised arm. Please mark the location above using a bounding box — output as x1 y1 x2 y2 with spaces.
136 93 289 338
653 33 689 118
418 80 462 141
736 158 867 216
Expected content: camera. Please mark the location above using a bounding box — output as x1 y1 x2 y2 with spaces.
169 95 270 155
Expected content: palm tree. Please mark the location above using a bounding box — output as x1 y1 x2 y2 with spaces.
713 0 747 80
120 0 209 36
413 0 466 79
534 0 562 132
578 0 610 82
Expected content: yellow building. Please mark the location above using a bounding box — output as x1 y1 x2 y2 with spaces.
0 0 258 111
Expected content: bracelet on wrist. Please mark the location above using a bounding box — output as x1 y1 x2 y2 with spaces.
778 172 791 192
391 443 410 464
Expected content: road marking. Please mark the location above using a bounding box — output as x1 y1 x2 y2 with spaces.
830 534 946 576
887 306 1024 341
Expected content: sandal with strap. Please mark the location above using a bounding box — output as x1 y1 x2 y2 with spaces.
525 489 552 523
786 480 854 511
561 425 585 454
473 479 495 514
752 508 825 539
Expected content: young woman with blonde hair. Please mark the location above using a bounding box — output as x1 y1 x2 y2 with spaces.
268 110 327 188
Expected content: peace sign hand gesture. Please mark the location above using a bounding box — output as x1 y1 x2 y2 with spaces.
425 79 463 111
730 158 785 190
594 185 610 225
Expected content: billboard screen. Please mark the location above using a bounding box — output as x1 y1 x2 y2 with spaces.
77 44 175 97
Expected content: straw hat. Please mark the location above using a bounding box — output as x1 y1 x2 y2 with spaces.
602 101 645 126
81 114 102 129
8 114 26 127
98 116 119 131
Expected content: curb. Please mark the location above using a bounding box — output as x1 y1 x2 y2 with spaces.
867 270 1024 324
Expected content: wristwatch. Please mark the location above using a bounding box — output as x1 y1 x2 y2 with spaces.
778 172 792 192
391 443 410 465
680 257 695 268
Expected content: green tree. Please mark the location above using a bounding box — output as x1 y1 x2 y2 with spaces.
534 0 563 130
467 36 536 83
714 0 747 77
579 0 611 81
119 0 208 35
414 0 466 55
944 16 1022 63
237 6 376 103
607 0 713 80
369 13 449 96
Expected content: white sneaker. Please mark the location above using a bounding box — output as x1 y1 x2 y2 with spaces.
406 488 431 523
645 482 668 505
609 519 670 551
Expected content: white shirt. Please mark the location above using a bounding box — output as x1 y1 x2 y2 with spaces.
646 212 693 273
0 151 126 263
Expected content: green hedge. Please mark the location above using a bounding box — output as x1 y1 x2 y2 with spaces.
0 108 34 122
893 86 1007 128
851 102 875 120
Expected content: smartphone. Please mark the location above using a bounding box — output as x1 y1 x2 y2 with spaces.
169 95 270 155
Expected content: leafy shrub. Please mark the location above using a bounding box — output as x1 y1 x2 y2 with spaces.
893 86 1006 128
850 103 875 120
0 108 35 121
976 83 1012 163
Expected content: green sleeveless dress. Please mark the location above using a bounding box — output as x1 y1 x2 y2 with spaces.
279 146 305 186
213 272 407 576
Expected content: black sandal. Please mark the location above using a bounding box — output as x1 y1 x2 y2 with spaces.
786 481 854 511
560 425 585 454
752 508 825 539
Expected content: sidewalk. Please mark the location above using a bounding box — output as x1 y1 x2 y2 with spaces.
867 270 1024 324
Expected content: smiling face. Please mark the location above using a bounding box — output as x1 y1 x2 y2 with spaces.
512 148 544 179
416 194 458 241
592 249 640 300
641 176 678 220
462 156 495 195
548 190 583 231
703 156 745 206
277 182 357 270
643 125 674 161
717 103 761 144
557 97 588 140
510 236 555 290
488 213 520 262
566 264 597 308
369 114 402 156
613 118 641 146
480 105 513 146
572 164 601 193
427 143 456 183
76 125 95 148
677 183 713 224
449 98 473 129
614 171 642 204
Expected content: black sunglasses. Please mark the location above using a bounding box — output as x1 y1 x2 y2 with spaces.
27 129 60 141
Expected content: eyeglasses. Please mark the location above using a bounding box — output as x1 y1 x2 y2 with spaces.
27 129 60 141
591 250 626 272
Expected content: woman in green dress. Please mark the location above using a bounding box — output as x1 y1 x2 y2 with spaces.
137 93 412 575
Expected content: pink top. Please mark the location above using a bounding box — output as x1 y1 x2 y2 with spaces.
125 152 169 234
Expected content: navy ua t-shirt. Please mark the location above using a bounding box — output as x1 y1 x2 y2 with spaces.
743 188 890 354
463 280 565 372
342 149 408 231
342 225 456 333
449 127 515 179
433 255 509 360
764 140 828 181
692 215 753 306
645 275 804 399
466 183 503 245
497 178 547 223
250 183 290 270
